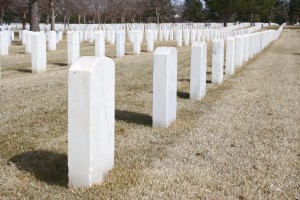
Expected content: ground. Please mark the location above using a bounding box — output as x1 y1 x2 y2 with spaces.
0 27 299 199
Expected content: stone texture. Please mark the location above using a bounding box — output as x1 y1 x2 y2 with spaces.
68 56 115 188
153 47 177 128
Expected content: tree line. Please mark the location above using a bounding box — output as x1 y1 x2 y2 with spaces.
0 0 299 30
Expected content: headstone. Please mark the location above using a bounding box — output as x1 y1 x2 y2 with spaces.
0 31 8 56
31 32 47 73
19 30 22 41
26 31 32 54
22 30 27 45
170 30 174 40
184 29 190 46
243 35 249 62
89 31 94 44
95 31 105 58
153 47 177 128
225 37 235 75
110 30 116 44
191 30 197 45
68 31 80 65
133 31 141 55
48 31 57 51
190 42 207 100
68 56 115 188
146 30 154 52
176 30 182 47
116 31 125 57
212 39 224 84
235 36 243 69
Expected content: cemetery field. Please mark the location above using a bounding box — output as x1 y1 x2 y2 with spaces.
0 28 299 199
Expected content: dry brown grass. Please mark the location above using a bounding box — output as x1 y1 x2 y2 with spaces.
0 29 299 199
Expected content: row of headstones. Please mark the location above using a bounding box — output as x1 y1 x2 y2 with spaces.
0 22 279 78
66 23 267 66
0 21 268 55
67 24 285 188
0 22 260 57
0 22 235 33
0 23 265 78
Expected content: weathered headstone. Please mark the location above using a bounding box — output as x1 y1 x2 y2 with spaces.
133 31 141 55
48 31 57 51
225 37 235 75
0 31 8 56
95 31 105 58
68 31 80 65
26 31 32 54
190 42 207 100
235 36 243 69
116 31 125 57
146 30 154 52
31 32 47 73
68 56 115 188
153 47 177 128
176 30 182 47
212 39 224 84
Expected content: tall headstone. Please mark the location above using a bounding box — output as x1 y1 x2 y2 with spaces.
110 30 116 44
212 39 224 84
133 31 141 55
68 31 80 66
68 56 115 188
190 42 207 100
116 31 125 57
48 31 57 51
22 30 27 45
184 29 190 46
176 30 182 47
243 35 249 62
225 37 235 75
146 30 154 52
95 31 105 58
0 31 8 56
153 47 177 128
31 32 47 73
235 36 243 69
26 31 32 54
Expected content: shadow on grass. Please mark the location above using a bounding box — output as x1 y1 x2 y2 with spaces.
17 69 32 73
115 109 152 127
179 79 190 82
9 150 68 187
177 91 190 99
52 62 68 67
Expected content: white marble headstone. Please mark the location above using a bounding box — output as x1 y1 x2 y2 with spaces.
68 56 115 188
153 47 177 128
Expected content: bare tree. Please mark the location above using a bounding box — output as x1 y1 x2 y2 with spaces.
10 0 29 30
0 0 11 25
29 0 39 31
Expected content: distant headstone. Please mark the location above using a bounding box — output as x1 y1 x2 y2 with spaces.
235 36 243 69
31 32 47 73
225 37 235 75
212 39 224 84
48 31 57 51
68 31 80 65
190 42 207 100
0 31 8 56
95 31 105 58
116 31 125 57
